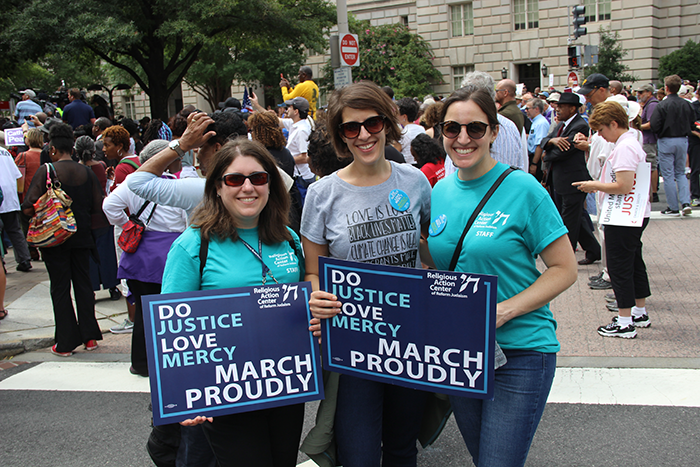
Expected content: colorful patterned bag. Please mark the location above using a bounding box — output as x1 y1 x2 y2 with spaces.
26 163 77 247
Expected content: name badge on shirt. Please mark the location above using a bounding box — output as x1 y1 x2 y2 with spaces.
388 189 410 212
429 214 447 236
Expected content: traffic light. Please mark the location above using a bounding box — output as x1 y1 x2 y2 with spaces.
572 6 587 40
568 46 579 68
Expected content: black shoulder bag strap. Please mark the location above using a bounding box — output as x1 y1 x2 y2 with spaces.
199 234 300 278
448 166 516 271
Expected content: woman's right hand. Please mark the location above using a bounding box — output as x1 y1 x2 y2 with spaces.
180 416 213 426
308 290 342 319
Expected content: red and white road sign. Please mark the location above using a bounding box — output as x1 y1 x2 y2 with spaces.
568 71 579 87
340 33 360 67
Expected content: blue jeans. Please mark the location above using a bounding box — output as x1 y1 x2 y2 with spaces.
657 137 690 210
449 349 556 467
335 374 428 467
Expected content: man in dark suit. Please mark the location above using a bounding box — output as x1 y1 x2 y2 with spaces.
541 92 601 262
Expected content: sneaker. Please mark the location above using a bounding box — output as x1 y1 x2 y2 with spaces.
597 321 637 338
652 193 660 203
613 314 651 328
16 261 32 272
606 301 618 312
84 339 99 351
51 344 72 357
692 199 700 207
682 203 692 216
605 293 616 303
110 318 134 334
589 279 613 290
660 207 680 217
589 271 604 282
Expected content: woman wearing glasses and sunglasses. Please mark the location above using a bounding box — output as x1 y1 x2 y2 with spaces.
426 87 576 467
300 81 431 466
160 138 306 467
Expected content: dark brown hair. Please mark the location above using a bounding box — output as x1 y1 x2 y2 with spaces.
102 125 131 153
421 101 444 129
326 81 402 159
249 111 286 150
190 138 291 244
664 74 682 94
440 86 499 132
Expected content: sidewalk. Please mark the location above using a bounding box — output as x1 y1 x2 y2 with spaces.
2 203 699 369
0 253 131 360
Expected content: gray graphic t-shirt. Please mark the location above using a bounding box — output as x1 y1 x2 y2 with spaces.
301 161 431 268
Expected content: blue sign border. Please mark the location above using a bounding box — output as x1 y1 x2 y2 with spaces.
143 283 323 424
320 257 495 398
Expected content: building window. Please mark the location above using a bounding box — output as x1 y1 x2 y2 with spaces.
452 65 475 90
450 3 473 37
401 15 409 27
123 96 136 120
514 0 539 30
584 0 611 22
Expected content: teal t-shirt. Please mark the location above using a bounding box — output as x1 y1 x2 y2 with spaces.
428 163 567 353
162 226 304 293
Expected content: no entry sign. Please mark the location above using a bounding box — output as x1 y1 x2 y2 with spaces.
340 33 360 67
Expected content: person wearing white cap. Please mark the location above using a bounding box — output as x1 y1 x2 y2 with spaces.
15 90 43 126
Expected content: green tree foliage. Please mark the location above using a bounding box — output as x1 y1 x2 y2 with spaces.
184 42 310 112
0 53 109 101
320 19 443 98
584 27 636 82
659 40 700 84
3 0 336 119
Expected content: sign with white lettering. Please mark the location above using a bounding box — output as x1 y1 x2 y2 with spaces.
320 257 496 399
142 282 323 425
340 33 359 67
4 128 25 146
599 162 651 227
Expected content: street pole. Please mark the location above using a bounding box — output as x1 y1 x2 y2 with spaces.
335 0 352 86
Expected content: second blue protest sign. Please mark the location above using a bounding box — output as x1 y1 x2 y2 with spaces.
320 257 496 399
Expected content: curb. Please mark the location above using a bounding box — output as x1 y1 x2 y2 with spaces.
0 337 55 359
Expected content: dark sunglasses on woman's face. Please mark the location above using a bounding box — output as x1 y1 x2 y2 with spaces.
440 121 489 140
338 115 387 139
220 171 269 187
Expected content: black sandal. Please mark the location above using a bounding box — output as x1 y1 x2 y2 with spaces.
0 309 7 320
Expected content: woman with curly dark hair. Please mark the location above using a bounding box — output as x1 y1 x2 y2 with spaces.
248 110 302 232
411 133 446 187
306 120 351 177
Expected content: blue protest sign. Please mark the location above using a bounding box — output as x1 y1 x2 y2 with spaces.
320 257 496 399
142 282 324 426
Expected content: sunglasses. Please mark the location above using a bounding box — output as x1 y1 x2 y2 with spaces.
338 115 387 139
440 121 489 140
220 171 269 187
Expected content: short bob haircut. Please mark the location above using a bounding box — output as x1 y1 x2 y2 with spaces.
25 128 44 148
102 125 131 153
190 138 291 245
588 101 629 132
439 86 500 134
326 81 402 160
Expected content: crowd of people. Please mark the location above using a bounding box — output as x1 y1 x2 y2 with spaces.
0 66 699 467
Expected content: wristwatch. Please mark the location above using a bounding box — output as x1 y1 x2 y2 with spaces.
168 139 185 159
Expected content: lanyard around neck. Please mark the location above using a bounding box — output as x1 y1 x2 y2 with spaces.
239 237 278 285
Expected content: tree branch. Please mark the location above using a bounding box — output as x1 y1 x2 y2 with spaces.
87 45 150 93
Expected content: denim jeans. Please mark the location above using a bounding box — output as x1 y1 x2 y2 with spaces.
335 374 428 467
449 349 556 467
657 137 690 210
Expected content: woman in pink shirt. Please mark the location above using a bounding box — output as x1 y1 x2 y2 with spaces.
573 101 652 339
